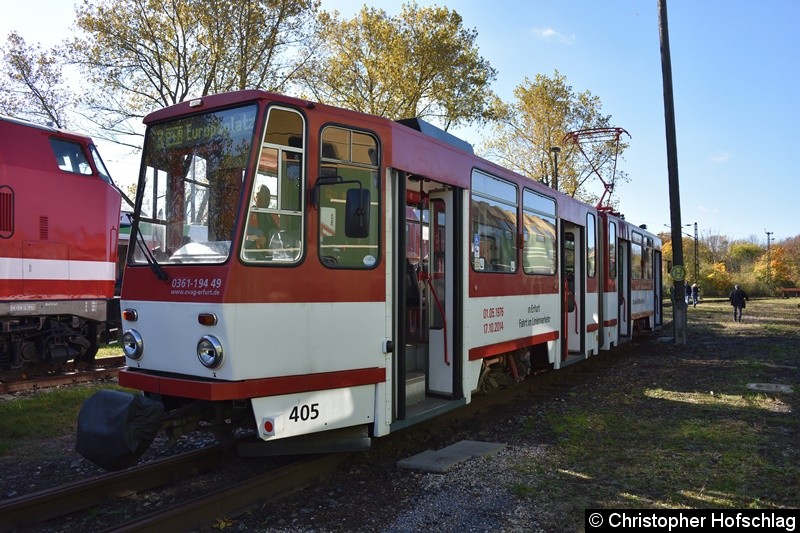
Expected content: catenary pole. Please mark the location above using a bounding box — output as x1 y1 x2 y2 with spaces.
658 0 687 344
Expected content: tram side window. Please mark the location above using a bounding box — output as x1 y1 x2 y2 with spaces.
643 237 654 279
608 222 617 279
49 138 92 175
242 107 305 264
631 231 644 279
586 213 596 277
317 126 380 269
471 170 517 273
522 189 556 275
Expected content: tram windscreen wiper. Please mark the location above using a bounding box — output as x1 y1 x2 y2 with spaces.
133 222 169 281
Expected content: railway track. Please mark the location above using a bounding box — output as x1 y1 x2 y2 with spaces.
1 443 349 533
0 356 125 393
105 454 350 532
1 445 224 531
0 446 224 531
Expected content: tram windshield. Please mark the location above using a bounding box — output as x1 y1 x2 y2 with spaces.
131 105 257 265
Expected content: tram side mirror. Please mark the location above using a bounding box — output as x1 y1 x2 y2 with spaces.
345 187 370 239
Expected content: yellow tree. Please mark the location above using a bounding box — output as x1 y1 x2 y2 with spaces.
754 245 798 288
779 235 800 287
482 70 626 205
298 2 497 130
727 241 762 273
704 262 732 296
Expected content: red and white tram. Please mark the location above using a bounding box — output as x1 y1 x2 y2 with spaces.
0 116 122 369
77 90 661 469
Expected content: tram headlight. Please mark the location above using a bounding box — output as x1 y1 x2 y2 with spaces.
197 335 224 369
121 329 144 360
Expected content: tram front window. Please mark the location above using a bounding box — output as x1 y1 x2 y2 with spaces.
131 105 257 265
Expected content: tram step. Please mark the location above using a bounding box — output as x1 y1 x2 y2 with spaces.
406 370 425 406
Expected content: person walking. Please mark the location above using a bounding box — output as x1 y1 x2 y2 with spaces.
729 284 749 322
691 283 699 307
685 283 692 305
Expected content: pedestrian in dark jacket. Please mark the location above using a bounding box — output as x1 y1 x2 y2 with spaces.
729 284 749 322
691 283 699 307
685 283 692 305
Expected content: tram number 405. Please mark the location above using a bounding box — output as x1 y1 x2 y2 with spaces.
289 403 320 422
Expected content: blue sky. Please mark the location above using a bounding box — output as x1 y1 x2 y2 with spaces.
3 0 797 242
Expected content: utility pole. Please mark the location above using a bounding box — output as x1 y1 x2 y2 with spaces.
693 222 699 280
550 146 561 191
658 0 687 344
765 230 773 287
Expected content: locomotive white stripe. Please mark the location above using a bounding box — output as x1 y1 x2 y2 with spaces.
0 257 116 281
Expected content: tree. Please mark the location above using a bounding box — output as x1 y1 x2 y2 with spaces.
702 230 729 265
69 0 319 143
754 246 798 288
298 2 497 130
779 235 800 287
705 262 733 297
728 242 762 273
0 32 76 128
482 70 625 205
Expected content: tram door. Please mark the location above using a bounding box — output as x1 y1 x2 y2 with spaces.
618 239 632 340
654 250 663 328
562 225 584 358
394 177 460 423
426 191 455 396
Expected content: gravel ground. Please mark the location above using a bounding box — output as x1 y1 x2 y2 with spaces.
236 368 607 533
239 437 554 533
364 446 547 533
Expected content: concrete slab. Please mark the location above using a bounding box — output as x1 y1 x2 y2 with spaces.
747 383 794 393
397 440 505 473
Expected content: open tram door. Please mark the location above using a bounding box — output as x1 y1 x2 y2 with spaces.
426 189 457 396
654 249 663 328
392 173 463 428
618 237 632 341
561 223 585 363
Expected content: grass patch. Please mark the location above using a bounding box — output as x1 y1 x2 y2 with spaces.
97 344 123 358
509 298 800 529
0 383 129 456
762 323 796 335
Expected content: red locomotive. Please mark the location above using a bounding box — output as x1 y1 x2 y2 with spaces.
0 116 122 370
76 90 661 470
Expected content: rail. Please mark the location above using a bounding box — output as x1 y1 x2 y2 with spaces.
0 446 225 531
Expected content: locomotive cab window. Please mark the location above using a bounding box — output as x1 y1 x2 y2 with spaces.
50 138 92 175
316 126 380 269
241 107 305 264
89 145 115 185
471 170 517 273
